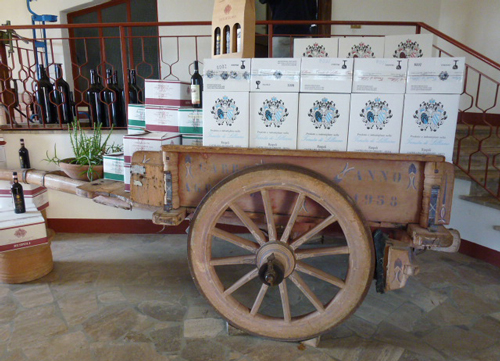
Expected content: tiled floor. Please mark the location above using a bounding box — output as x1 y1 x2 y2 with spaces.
0 233 499 361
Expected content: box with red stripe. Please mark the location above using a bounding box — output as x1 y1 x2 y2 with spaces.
0 211 48 253
0 182 49 212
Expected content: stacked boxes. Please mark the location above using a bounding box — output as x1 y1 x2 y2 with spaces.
399 57 464 161
293 38 339 58
203 59 252 147
250 58 300 149
0 181 49 212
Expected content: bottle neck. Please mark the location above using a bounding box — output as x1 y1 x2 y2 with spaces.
37 65 46 80
90 70 97 85
193 61 199 74
55 64 63 79
12 175 18 183
129 70 136 85
106 70 113 85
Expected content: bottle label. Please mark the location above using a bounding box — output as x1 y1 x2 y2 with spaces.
191 85 201 104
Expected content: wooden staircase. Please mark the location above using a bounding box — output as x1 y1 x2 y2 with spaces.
453 124 500 230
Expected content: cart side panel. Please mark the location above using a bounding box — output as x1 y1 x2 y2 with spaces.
177 152 425 224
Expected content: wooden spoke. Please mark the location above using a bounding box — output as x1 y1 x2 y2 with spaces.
261 189 277 242
223 268 259 296
289 272 325 313
210 254 256 266
211 228 259 253
279 193 306 243
295 246 350 260
230 203 267 246
296 261 345 289
279 280 291 323
290 215 338 250
250 283 269 316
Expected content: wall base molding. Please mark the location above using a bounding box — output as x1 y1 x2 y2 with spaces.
47 219 500 268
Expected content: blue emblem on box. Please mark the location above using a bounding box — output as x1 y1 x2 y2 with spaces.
360 98 392 130
439 71 449 81
308 98 339 129
259 97 289 128
414 99 447 132
211 96 240 126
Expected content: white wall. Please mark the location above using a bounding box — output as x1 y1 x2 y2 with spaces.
449 179 500 252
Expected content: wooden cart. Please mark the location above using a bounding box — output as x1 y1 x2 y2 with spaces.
127 145 459 341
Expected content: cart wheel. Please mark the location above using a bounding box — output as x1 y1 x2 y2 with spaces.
188 164 374 341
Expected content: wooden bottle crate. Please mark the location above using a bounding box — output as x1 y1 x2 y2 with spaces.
211 0 255 58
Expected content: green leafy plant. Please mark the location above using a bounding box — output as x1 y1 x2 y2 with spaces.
44 121 122 180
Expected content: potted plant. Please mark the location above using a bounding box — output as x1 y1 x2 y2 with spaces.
45 121 122 181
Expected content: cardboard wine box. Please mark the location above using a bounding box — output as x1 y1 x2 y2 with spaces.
407 57 465 94
127 104 146 128
348 94 404 153
0 181 48 212
211 0 255 58
293 38 339 58
203 92 250 147
298 93 351 151
400 94 460 162
145 80 191 107
103 152 125 181
203 58 251 92
384 34 434 58
182 134 203 146
300 58 353 93
123 131 181 163
352 58 408 94
0 211 48 252
250 58 301 92
178 108 203 134
145 105 179 133
250 92 299 149
338 37 385 58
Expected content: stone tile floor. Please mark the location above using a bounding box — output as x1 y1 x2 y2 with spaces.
0 233 499 361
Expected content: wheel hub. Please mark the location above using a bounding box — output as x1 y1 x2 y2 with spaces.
256 242 296 286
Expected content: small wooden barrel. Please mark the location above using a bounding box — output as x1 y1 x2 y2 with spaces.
0 230 54 284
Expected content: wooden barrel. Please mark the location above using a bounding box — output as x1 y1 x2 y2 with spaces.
0 229 54 284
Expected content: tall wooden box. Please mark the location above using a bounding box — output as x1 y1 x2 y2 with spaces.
211 0 255 58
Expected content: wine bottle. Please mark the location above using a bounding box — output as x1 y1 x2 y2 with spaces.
236 24 242 52
127 69 142 104
103 69 125 127
215 28 221 55
11 172 26 214
113 70 127 126
86 69 107 127
54 63 73 124
34 64 58 124
19 138 31 169
191 61 203 109
224 25 231 54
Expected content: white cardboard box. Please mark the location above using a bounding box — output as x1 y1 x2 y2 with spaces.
298 93 351 151
338 37 385 58
0 211 48 252
123 131 181 163
348 94 404 153
178 108 203 134
145 105 179 133
128 126 147 135
384 34 434 58
145 80 191 107
128 104 146 128
0 181 48 212
300 58 353 93
182 134 203 146
407 57 465 94
203 58 251 92
400 94 460 162
103 152 125 182
293 38 339 58
250 58 301 92
352 58 408 93
202 92 250 148
250 92 299 149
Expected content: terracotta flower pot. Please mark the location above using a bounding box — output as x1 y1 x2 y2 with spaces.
58 158 103 181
